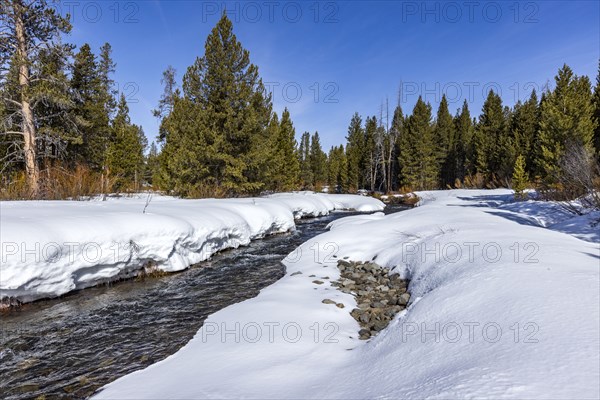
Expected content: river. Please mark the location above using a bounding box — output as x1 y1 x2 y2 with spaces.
0 206 407 399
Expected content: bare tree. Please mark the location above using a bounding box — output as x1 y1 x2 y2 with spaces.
557 139 600 213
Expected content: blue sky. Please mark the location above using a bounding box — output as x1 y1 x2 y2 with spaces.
61 0 599 150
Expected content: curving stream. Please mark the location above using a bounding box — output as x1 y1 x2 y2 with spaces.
0 206 406 399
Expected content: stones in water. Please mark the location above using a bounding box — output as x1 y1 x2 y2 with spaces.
332 260 410 340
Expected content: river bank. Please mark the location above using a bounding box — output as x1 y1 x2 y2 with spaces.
95 189 599 399
0 192 384 306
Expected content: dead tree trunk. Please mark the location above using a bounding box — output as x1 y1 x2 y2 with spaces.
15 2 39 196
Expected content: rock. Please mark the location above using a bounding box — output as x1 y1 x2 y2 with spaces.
358 329 371 339
359 313 370 324
312 280 324 285
398 293 410 306
342 279 356 287
371 301 385 309
336 303 345 309
290 271 302 276
309 274 316 278
322 299 336 305
358 302 371 309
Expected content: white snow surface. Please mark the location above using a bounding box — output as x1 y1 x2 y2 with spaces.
95 189 600 399
0 192 384 303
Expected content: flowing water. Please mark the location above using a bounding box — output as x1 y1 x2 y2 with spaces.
0 206 407 399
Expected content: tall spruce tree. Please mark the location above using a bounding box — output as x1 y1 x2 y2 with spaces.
273 108 300 190
592 60 600 157
453 100 475 182
364 116 378 191
309 131 327 188
538 64 596 182
298 131 313 188
474 90 513 183
172 12 272 194
345 112 364 191
511 90 539 176
71 44 113 170
327 145 347 193
434 95 455 187
388 105 404 192
399 97 437 190
106 94 145 190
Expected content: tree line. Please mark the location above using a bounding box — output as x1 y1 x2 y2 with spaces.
2 4 599 200
344 64 599 195
1 0 146 198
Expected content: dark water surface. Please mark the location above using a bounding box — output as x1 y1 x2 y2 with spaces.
0 206 407 399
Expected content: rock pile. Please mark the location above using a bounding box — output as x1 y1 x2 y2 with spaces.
332 260 410 340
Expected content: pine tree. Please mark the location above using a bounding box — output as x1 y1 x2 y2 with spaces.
273 108 300 190
453 100 474 183
592 60 600 158
388 105 404 192
538 64 596 182
153 65 178 142
399 97 437 190
309 132 327 188
474 90 513 183
106 94 145 190
364 116 378 191
327 145 348 193
175 12 272 194
345 112 364 191
434 95 455 187
0 0 72 195
71 44 112 170
298 131 313 188
511 90 539 176
145 141 160 186
512 154 528 200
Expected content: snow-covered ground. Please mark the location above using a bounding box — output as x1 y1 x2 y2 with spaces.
95 189 599 399
0 193 384 304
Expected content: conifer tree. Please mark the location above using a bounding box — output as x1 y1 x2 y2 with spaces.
0 0 72 195
364 116 378 191
474 90 513 183
145 141 160 186
512 154 528 200
511 90 539 176
434 95 455 186
538 64 596 182
345 112 364 191
298 131 313 188
309 132 327 188
327 145 348 193
273 108 300 190
592 60 600 157
388 105 404 192
71 44 113 170
453 100 475 182
399 97 437 190
106 94 145 190
175 12 272 194
153 65 178 142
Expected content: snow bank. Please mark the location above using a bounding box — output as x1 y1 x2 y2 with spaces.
0 193 384 303
95 189 599 400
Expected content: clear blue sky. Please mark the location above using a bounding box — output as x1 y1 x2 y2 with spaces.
60 0 599 151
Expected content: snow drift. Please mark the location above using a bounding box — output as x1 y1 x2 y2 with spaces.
0 192 384 303
95 189 599 399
